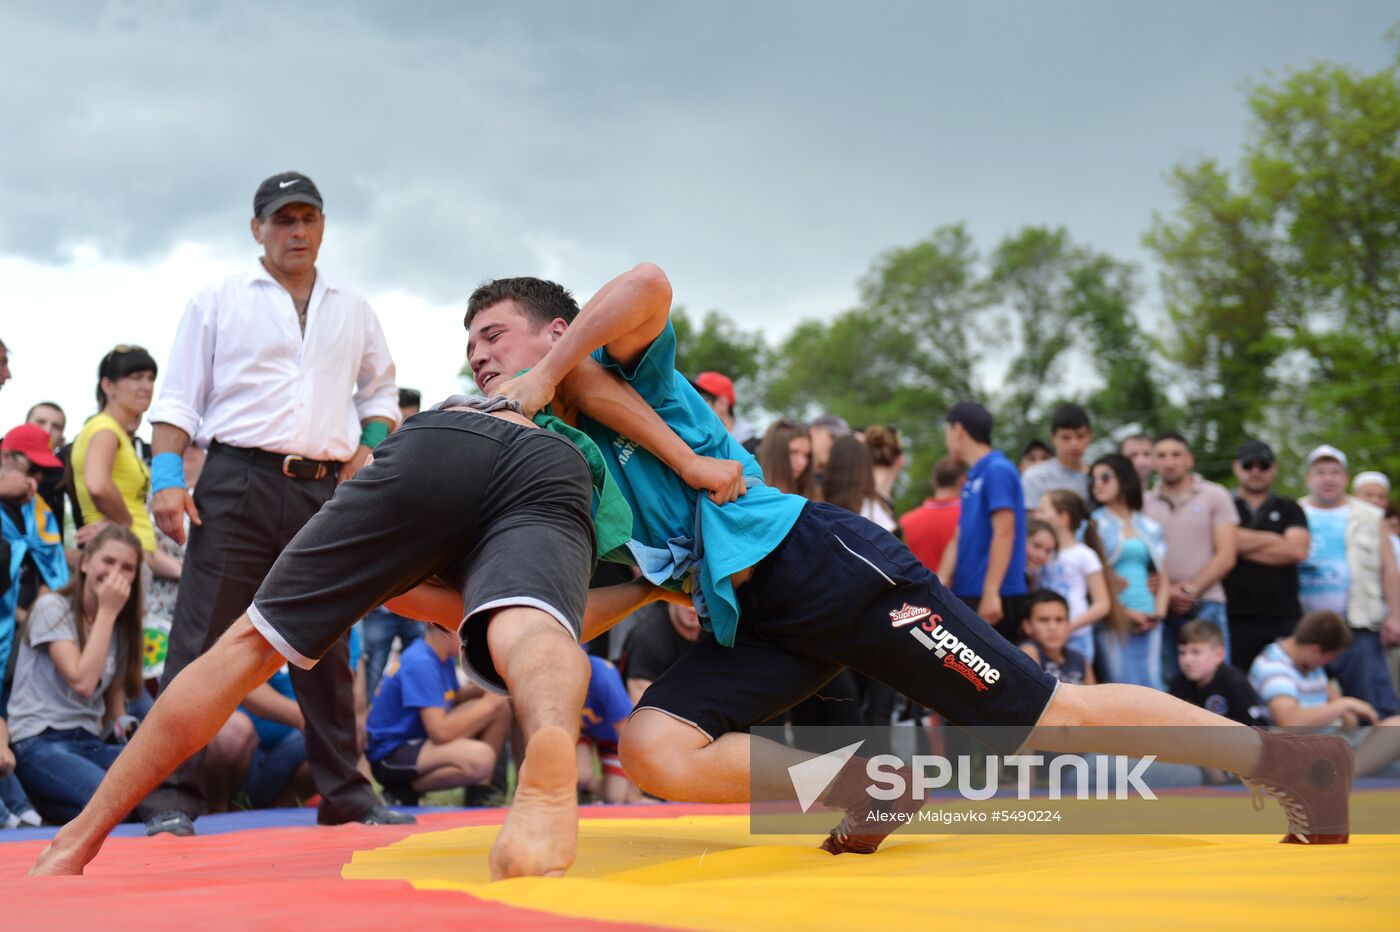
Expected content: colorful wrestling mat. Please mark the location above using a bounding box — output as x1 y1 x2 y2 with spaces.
4 797 1399 930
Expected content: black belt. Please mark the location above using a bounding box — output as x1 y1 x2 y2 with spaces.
209 441 340 481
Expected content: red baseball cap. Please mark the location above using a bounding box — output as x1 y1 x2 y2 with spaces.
2 423 61 468
693 371 736 407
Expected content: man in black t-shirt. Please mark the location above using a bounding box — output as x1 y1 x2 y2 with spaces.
620 601 703 703
1170 620 1266 725
1222 440 1310 671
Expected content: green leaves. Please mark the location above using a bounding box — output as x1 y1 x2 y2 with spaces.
1148 50 1400 484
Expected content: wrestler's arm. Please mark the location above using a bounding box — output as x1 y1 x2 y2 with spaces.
384 581 464 630
385 576 677 645
580 579 684 643
557 359 745 504
526 262 672 392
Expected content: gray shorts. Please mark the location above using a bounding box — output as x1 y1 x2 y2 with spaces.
249 409 596 693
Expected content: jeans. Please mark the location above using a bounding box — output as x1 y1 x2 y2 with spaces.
1328 628 1399 720
1161 600 1229 685
0 772 36 821
1097 623 1164 690
362 607 424 701
13 728 127 824
238 730 308 808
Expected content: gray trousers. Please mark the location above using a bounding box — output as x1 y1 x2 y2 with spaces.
142 447 378 819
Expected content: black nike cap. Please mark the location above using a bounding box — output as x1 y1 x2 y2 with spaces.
253 171 323 219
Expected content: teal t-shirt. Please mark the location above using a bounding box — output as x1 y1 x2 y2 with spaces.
580 321 805 647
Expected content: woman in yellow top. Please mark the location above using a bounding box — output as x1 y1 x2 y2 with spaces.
70 346 165 565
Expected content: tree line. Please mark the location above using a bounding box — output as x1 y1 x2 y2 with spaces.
672 43 1400 510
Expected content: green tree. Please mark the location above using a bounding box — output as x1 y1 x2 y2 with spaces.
986 227 1167 448
1148 46 1400 479
669 305 767 385
765 224 987 509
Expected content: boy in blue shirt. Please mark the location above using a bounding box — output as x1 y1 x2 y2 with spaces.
467 263 1357 851
577 655 635 803
365 623 509 803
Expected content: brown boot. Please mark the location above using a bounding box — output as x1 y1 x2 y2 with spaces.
818 759 923 855
1241 728 1353 845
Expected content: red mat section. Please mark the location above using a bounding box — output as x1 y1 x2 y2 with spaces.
1 807 721 930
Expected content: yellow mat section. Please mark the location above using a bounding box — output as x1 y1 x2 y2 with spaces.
344 812 1400 930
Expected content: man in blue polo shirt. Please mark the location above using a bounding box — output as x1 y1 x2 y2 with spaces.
936 402 1027 640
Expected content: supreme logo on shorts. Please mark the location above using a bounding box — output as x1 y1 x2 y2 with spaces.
908 621 1001 691
888 603 933 627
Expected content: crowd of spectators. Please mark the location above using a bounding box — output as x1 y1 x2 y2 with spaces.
3 184 1399 828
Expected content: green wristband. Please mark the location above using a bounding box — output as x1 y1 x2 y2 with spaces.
359 421 390 449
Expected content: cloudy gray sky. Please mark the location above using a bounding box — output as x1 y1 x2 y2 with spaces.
1 1 1394 433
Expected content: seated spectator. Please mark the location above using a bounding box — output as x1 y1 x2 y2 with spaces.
1249 610 1379 728
7 526 146 823
756 418 814 497
1170 620 1265 725
822 435 896 533
899 455 965 574
24 402 67 527
140 445 204 705
210 628 364 813
1036 489 1119 665
864 425 905 533
578 654 637 803
2 424 71 709
0 716 41 828
622 600 703 703
237 668 317 810
1018 438 1052 474
365 622 509 805
1019 589 1094 685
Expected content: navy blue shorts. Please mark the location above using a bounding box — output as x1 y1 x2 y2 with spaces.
635 503 1058 750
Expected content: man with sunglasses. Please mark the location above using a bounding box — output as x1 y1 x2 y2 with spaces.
1224 440 1310 671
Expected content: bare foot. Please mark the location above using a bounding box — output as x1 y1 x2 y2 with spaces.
489 726 579 880
28 835 96 877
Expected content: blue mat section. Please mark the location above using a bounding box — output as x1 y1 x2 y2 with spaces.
0 805 466 844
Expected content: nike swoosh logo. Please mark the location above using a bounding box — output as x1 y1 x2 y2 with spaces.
279 179 299 188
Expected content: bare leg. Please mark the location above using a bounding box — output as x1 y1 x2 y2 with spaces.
1355 717 1400 776
30 617 284 876
411 739 496 792
620 708 825 802
1032 684 1262 774
482 608 589 880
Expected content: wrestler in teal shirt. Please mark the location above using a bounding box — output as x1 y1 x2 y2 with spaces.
579 321 804 647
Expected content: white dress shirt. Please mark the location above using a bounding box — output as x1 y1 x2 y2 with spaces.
150 261 399 461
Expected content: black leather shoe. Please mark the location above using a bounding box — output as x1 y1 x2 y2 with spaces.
145 810 196 836
317 804 416 826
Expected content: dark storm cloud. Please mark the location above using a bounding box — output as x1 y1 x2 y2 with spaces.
0 1 1394 321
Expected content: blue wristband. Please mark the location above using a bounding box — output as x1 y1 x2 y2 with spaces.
150 452 187 494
